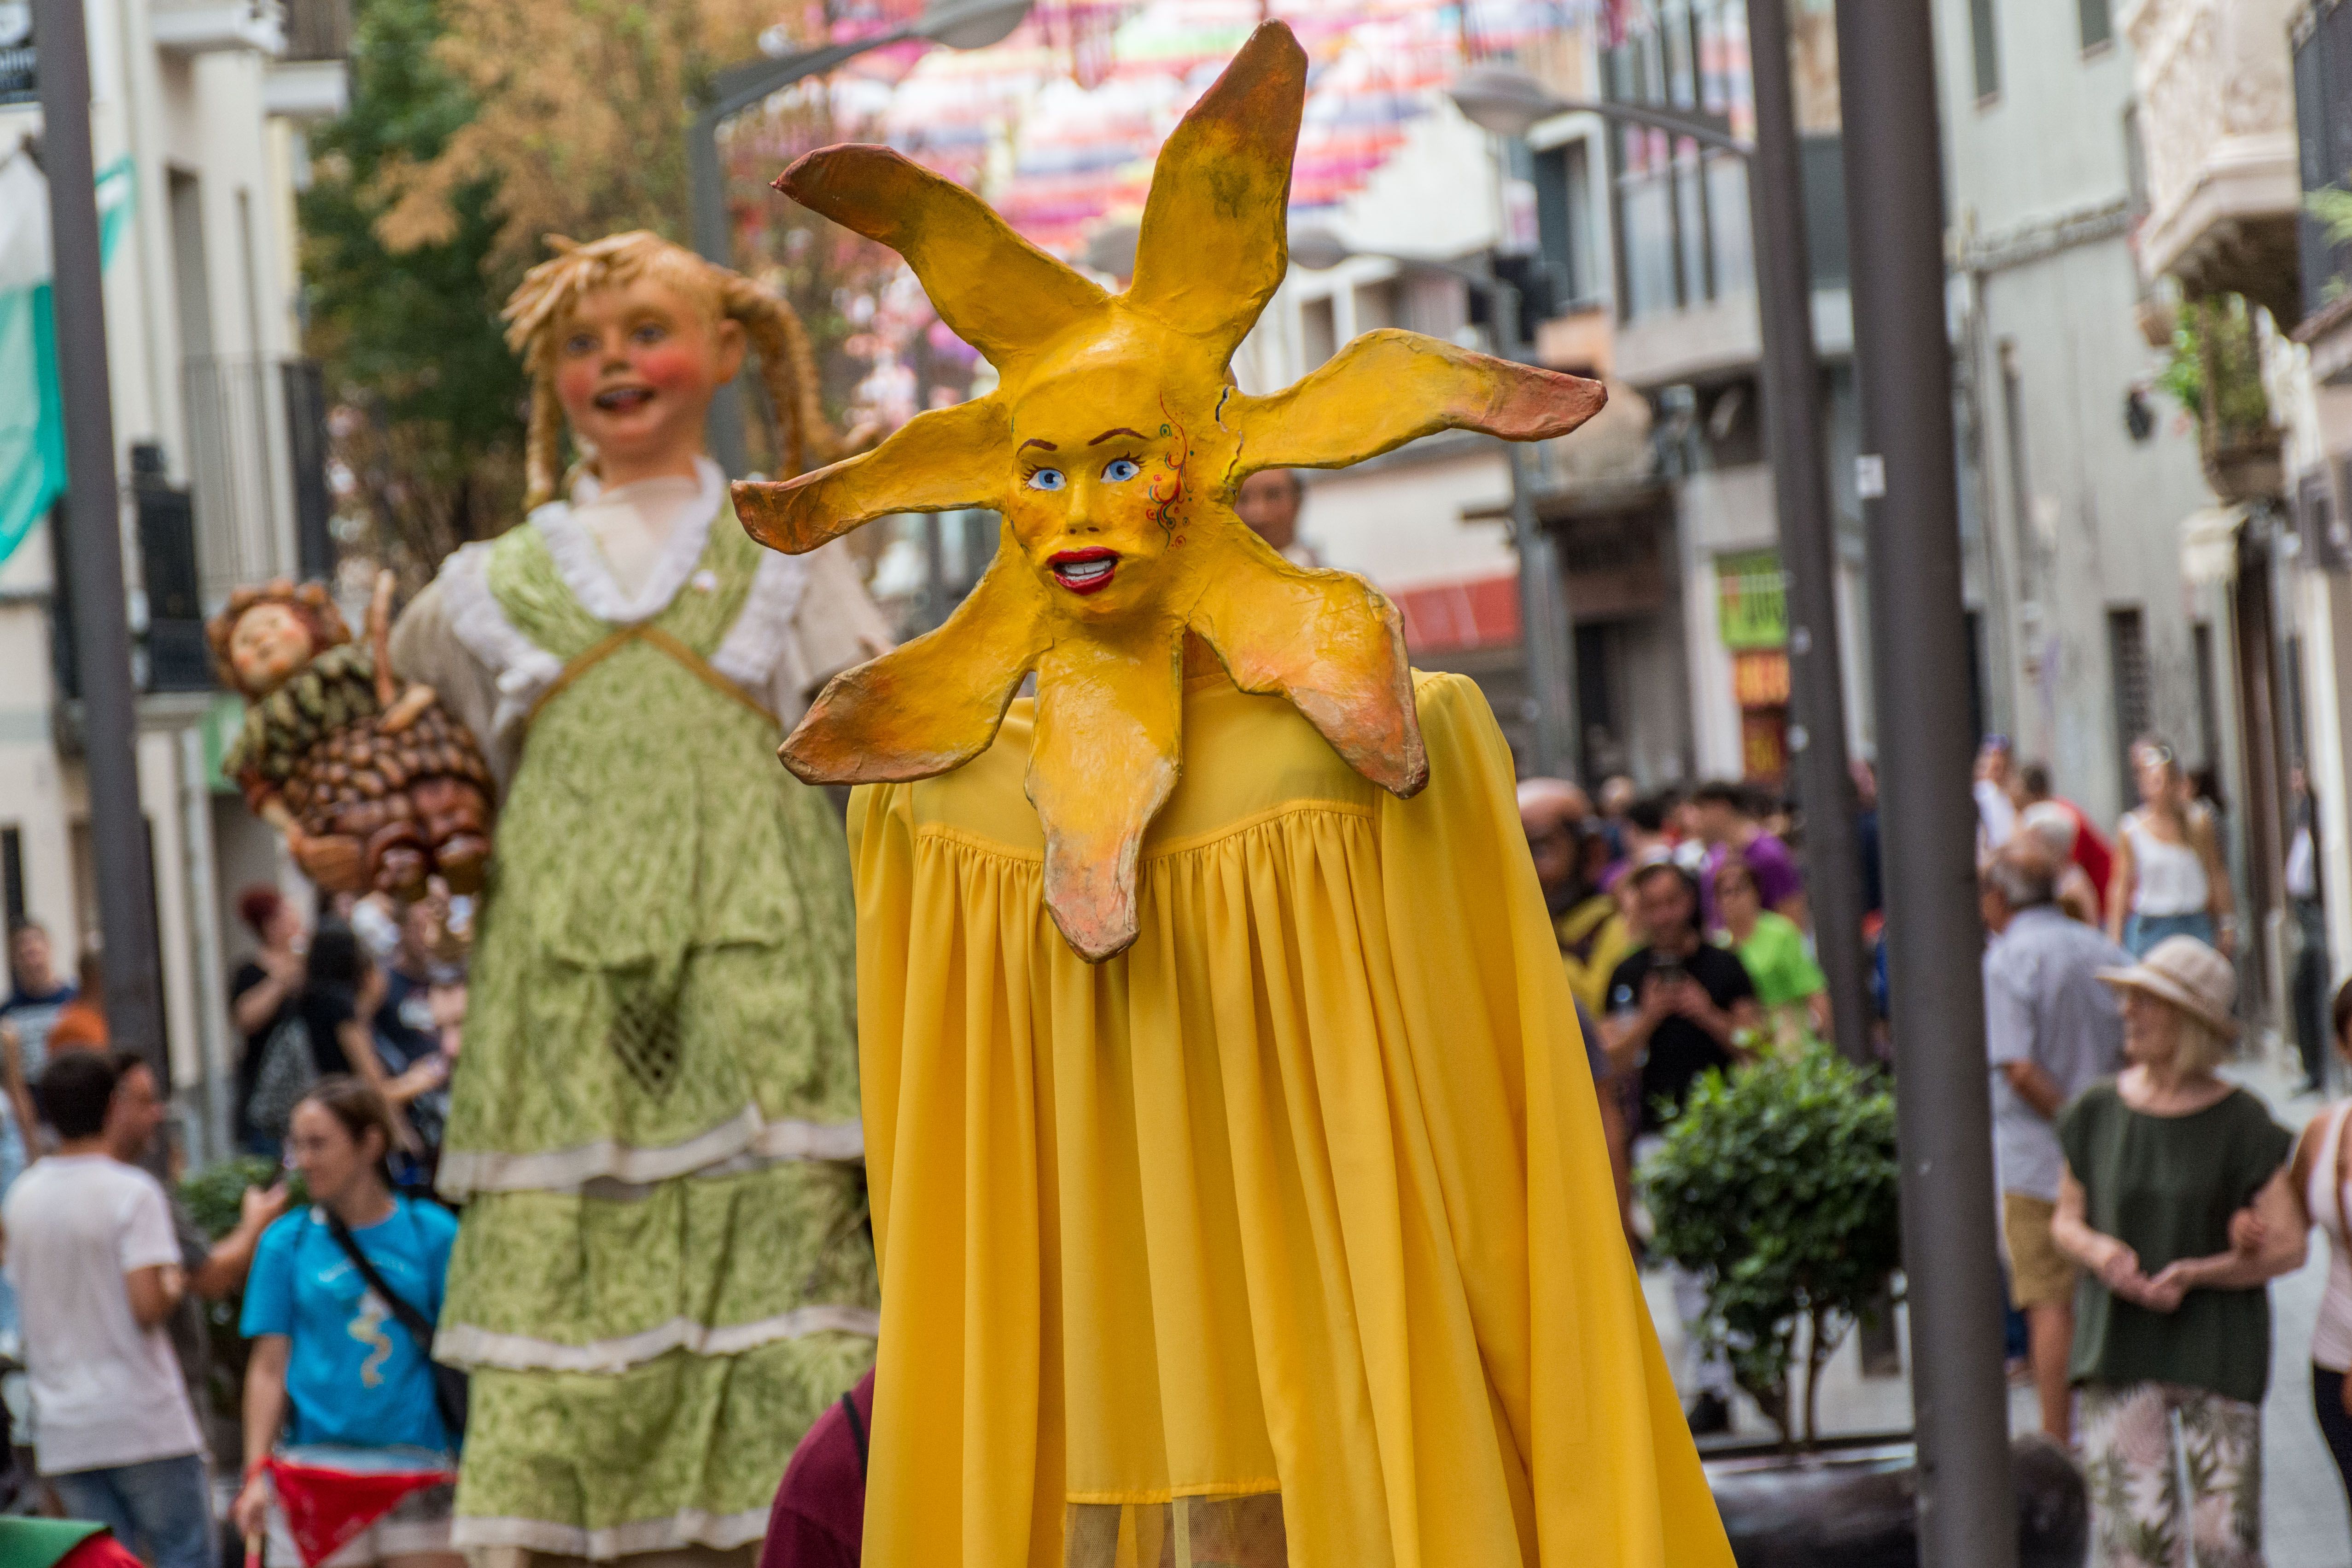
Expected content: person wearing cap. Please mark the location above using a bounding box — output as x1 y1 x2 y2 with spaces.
1518 778 1630 1018
2050 935 2304 1568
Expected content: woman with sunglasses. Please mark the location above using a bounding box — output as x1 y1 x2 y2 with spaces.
2107 738 2234 960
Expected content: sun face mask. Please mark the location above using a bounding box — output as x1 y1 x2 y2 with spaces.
735 19 1605 962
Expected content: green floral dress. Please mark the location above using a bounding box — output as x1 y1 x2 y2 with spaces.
414 484 875 1560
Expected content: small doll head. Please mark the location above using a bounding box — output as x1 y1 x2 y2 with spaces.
502 232 830 509
207 580 351 698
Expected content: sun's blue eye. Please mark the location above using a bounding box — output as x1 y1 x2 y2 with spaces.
1103 457 1141 483
1027 468 1066 491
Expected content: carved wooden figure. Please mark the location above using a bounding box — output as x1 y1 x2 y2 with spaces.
214 573 495 898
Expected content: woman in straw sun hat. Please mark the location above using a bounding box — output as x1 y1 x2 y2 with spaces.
2050 935 2304 1567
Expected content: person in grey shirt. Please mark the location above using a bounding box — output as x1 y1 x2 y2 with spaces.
1981 837 2128 1445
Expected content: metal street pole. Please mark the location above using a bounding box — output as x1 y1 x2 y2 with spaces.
34 0 169 1090
1494 280 1579 779
1744 0 1870 1063
689 30 915 476
1834 2 2018 1564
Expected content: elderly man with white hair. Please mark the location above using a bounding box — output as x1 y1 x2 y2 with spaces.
1980 837 2129 1445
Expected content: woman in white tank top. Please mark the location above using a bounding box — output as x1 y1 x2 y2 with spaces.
2297 981 2352 1516
2107 740 2233 959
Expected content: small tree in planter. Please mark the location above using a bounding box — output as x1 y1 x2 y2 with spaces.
1642 1043 1902 1448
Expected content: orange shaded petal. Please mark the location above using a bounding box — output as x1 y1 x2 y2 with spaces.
777 146 1108 375
735 396 1011 556
1026 629 1187 962
1226 329 1605 475
777 549 1051 785
1188 532 1427 798
1126 21 1306 355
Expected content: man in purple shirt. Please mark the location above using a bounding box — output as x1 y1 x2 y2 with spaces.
1691 781 1806 933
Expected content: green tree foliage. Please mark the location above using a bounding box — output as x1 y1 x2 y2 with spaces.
2152 293 2272 449
301 0 528 579
1641 1044 1902 1447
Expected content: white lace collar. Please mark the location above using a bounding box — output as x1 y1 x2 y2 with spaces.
529 456 727 625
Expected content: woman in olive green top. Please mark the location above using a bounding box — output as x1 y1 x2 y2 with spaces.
1710 858 1827 1054
2051 936 2303 1568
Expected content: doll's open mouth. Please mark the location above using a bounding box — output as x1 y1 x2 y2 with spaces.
594 386 655 412
1049 549 1119 595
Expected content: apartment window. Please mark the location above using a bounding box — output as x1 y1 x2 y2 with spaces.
1601 0 1757 324
1298 295 1336 371
2109 607 2150 800
2193 619 2221 768
1963 611 1987 747
2 826 23 930
1970 0 2001 101
1533 139 1596 310
2078 0 2112 52
1352 280 1398 333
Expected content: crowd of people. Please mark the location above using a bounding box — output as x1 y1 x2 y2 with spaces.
0 883 471 1568
1518 736 2352 1564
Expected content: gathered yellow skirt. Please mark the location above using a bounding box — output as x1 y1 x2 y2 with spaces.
847 670 1730 1568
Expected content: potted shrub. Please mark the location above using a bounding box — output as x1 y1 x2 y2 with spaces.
1643 1042 1902 1450
1642 1045 2086 1566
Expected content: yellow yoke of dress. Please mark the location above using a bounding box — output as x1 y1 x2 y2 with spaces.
848 667 1731 1568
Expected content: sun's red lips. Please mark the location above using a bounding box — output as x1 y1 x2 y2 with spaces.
1049 548 1120 595
594 385 655 411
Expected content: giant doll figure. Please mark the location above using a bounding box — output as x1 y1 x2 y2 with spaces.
734 23 1734 1568
390 233 884 1563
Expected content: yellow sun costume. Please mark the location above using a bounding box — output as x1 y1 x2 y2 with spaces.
735 22 1732 1566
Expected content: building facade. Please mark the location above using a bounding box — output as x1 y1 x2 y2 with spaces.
0 0 346 1153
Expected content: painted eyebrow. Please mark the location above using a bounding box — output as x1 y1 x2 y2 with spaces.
1087 427 1149 446
1018 438 1058 454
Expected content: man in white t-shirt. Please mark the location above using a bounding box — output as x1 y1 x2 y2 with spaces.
2 1052 214 1568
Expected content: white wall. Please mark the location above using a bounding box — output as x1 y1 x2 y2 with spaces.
1296 448 1517 592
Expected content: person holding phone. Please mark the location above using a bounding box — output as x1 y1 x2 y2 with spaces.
1601 857 1763 1436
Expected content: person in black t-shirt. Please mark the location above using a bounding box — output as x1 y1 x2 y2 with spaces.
1600 857 1762 1438
374 899 457 1192
1601 859 1763 1132
228 886 306 1153
290 926 444 1154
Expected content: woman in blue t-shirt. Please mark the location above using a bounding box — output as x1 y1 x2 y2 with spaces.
232 1077 461 1568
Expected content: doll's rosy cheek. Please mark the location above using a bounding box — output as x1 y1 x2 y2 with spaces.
634 337 711 394
552 355 601 415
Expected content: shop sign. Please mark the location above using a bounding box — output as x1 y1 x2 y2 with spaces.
1716 547 1786 651
1733 648 1791 708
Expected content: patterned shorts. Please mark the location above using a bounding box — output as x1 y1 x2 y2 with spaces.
2078 1381 2262 1568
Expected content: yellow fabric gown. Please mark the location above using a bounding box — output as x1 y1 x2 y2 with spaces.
847 668 1732 1568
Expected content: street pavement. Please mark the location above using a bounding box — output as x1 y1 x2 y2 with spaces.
1639 1049 2350 1566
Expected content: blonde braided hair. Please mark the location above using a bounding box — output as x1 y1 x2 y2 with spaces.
503 231 836 510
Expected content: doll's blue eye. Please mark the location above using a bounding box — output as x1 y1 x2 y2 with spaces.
1103 458 1141 483
1027 468 1066 491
